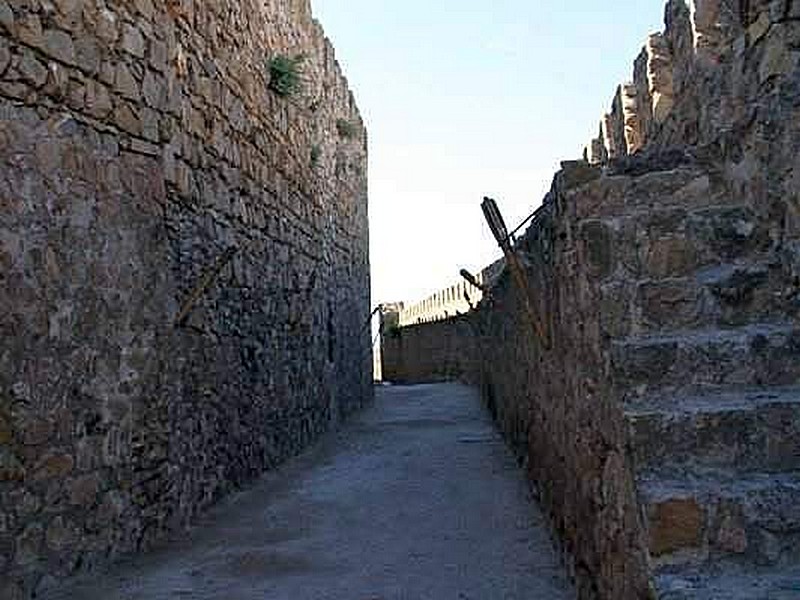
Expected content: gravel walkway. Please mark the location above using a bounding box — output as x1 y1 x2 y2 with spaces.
47 383 574 600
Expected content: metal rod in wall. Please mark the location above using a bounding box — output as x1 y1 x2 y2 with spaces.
174 246 238 327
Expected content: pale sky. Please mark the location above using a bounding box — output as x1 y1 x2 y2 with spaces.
311 1 667 308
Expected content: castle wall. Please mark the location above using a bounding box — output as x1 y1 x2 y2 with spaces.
398 276 484 327
380 316 478 385
396 261 504 327
475 164 656 600
0 1 370 597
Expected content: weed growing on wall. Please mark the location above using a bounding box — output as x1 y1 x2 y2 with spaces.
268 54 305 97
336 118 358 139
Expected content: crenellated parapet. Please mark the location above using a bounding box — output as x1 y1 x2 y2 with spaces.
602 88 627 160
646 32 675 124
583 0 799 164
688 0 724 60
587 21 678 161
620 82 644 154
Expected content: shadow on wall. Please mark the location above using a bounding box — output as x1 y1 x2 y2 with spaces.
379 314 479 385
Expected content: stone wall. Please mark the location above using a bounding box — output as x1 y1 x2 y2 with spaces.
476 163 657 600
477 148 799 600
0 1 371 597
380 315 478 384
396 260 504 327
588 0 800 177
398 280 481 327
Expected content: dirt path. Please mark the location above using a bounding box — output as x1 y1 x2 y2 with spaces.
47 383 574 600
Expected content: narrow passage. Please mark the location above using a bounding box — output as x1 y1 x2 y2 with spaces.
48 383 574 600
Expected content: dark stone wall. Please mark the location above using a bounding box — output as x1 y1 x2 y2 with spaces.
0 1 371 597
380 316 478 385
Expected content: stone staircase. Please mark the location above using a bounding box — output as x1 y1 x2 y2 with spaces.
576 160 800 598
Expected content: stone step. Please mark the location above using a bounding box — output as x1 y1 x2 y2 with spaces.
577 202 776 284
654 566 800 600
638 470 800 569
626 386 800 474
611 323 800 398
571 167 729 221
599 261 798 338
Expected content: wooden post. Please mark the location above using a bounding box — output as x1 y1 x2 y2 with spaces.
459 268 488 294
481 197 550 348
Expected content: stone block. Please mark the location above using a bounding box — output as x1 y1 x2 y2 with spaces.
0 2 13 33
8 488 40 516
85 80 112 119
115 62 140 100
637 279 703 329
748 11 771 44
17 13 44 49
67 79 86 110
75 36 101 75
140 106 159 141
96 490 126 525
44 62 69 100
20 416 53 446
599 281 633 337
121 24 145 58
580 220 615 279
43 29 76 65
757 530 782 565
612 339 677 384
95 8 118 43
0 511 10 535
649 497 705 556
129 138 159 156
0 411 11 444
51 0 82 30
149 38 167 72
45 516 78 551
0 581 24 600
75 436 103 472
32 453 74 480
715 511 748 554
560 161 602 189
113 102 142 136
0 38 9 76
142 70 165 109
15 523 43 565
18 51 48 88
642 236 698 278
0 447 24 481
759 30 795 82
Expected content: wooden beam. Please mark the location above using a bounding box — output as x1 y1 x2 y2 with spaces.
481 197 551 348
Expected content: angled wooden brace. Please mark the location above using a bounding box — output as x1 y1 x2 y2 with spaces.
481 197 551 348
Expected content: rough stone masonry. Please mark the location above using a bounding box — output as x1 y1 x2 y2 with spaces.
0 0 371 597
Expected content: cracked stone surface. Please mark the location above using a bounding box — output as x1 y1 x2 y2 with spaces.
42 383 573 600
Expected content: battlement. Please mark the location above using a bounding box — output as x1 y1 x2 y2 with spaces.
396 260 504 326
398 278 483 326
